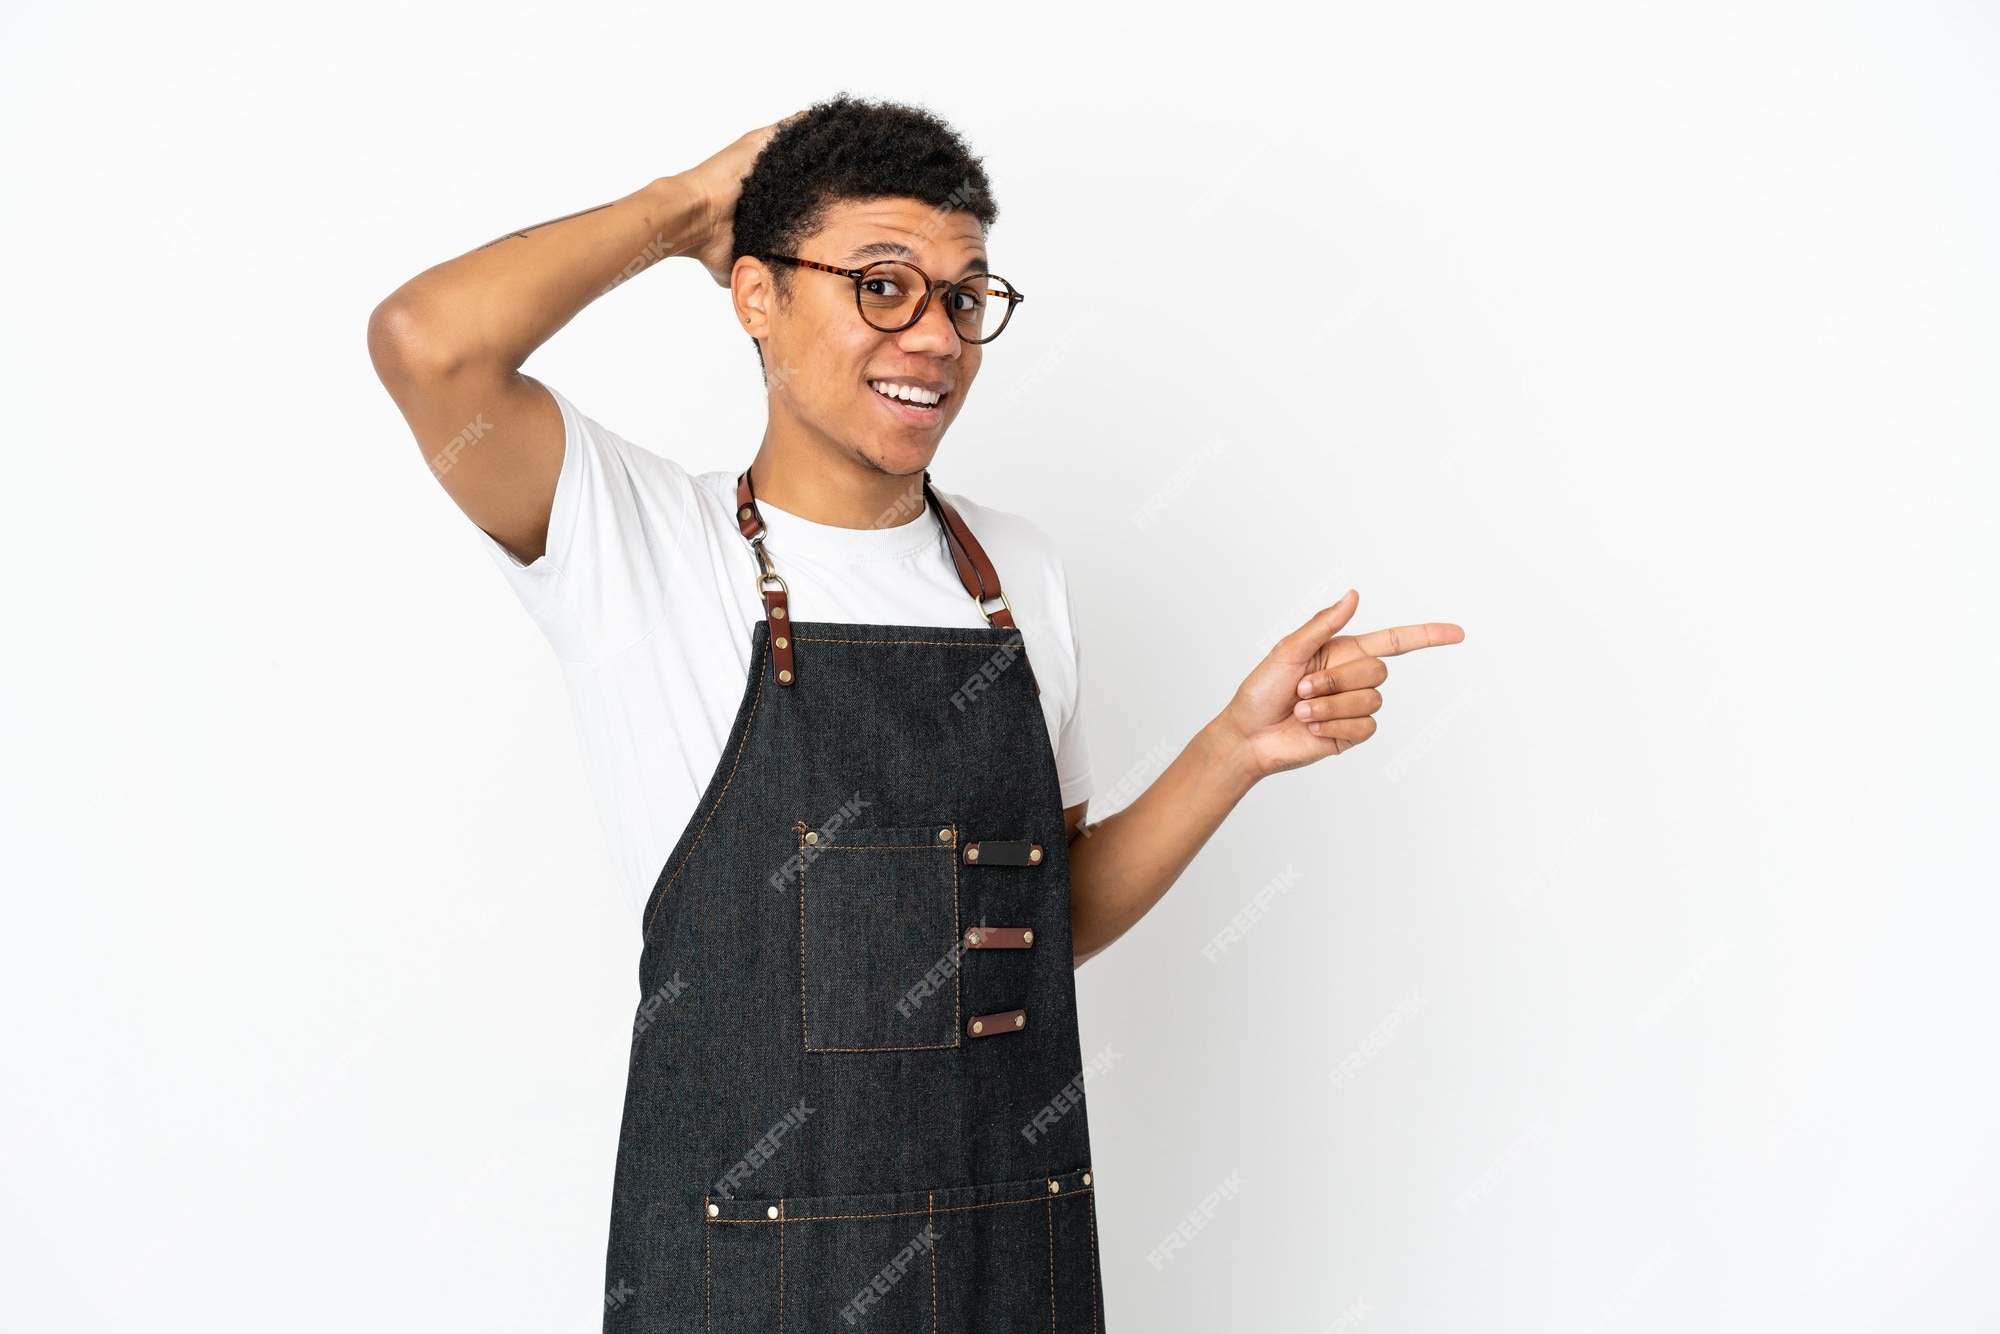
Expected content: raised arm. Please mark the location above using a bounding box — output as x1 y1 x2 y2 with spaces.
365 117 797 564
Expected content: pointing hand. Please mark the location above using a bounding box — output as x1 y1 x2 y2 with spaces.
1219 590 1465 777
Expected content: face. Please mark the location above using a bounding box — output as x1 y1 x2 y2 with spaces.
735 197 991 478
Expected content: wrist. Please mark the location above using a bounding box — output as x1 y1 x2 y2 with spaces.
638 173 711 259
1194 714 1263 802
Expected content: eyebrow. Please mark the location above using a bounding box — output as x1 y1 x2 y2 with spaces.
840 240 991 278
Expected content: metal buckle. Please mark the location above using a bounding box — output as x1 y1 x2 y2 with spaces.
750 537 786 596
976 590 1012 626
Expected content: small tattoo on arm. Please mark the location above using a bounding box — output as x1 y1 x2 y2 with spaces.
475 201 615 249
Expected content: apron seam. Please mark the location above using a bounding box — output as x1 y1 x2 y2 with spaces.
1088 1186 1100 1333
1047 1194 1056 1333
793 635 1022 648
705 1184 1093 1224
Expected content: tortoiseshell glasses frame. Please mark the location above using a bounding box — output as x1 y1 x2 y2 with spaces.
762 254 1025 344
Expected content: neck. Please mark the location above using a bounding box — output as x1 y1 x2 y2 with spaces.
748 409 931 531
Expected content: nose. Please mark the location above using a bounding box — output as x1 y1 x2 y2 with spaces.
896 282 964 355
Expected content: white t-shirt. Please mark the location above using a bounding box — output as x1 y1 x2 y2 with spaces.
470 381 1097 925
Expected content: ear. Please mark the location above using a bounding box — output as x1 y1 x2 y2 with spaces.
733 255 775 339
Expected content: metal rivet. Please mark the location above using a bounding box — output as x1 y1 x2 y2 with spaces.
772 606 786 619
767 1205 779 1219
966 846 979 862
1048 1180 1060 1194
1021 929 1034 945
967 930 982 946
739 506 752 520
971 1020 984 1034
707 1202 719 1217
1029 846 1042 863
778 669 792 682
939 828 954 842
1014 1013 1025 1028
1082 1172 1092 1186
805 831 818 845
775 635 788 648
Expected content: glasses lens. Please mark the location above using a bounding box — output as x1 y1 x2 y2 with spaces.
855 263 1015 341
855 262 928 332
948 274 1015 342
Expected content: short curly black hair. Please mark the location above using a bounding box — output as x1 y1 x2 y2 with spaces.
731 92 1000 373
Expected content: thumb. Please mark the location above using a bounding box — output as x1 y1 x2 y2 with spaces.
1272 589 1357 662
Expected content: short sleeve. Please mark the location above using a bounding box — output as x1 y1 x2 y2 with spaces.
470 380 697 664
1053 564 1096 809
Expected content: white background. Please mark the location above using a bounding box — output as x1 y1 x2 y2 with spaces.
4 1 1996 1329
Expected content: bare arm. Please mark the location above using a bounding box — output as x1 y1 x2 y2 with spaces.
365 118 796 563
1065 723 1259 968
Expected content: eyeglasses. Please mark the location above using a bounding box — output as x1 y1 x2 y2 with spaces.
764 254 1024 344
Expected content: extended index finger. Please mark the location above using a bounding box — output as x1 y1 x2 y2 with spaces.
1345 622 1465 659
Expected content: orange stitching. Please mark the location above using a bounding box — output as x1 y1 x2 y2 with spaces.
792 636 1022 648
1046 1195 1056 1334
951 823 961 1041
643 633 768 940
929 1191 938 1334
1087 1189 1100 1333
707 1184 1092 1224
815 845 956 852
777 1198 785 1334
807 1041 959 1053
798 825 809 1049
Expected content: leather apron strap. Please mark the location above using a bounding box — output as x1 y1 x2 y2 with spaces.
734 466 1041 697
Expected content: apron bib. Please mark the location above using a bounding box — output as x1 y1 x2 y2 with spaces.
602 467 1106 1331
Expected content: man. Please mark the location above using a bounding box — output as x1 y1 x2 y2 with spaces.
368 94 1461 1331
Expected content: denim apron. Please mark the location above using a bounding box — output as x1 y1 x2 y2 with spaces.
602 466 1105 1331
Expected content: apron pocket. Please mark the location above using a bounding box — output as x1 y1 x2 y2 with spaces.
798 820 962 1052
704 1167 1096 1333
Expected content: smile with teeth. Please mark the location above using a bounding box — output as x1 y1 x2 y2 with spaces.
870 379 946 411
